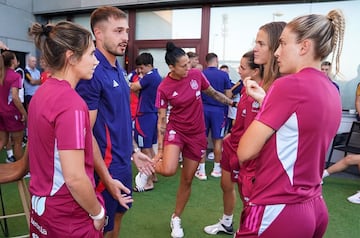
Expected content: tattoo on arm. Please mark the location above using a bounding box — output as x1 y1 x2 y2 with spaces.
157 109 167 151
205 86 233 106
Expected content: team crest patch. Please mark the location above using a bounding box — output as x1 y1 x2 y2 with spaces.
190 79 199 90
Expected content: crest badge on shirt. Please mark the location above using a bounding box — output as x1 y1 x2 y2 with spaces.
190 79 198 90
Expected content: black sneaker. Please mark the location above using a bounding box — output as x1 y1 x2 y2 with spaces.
6 155 16 163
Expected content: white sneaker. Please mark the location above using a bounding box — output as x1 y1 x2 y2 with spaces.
134 172 148 192
204 220 234 235
347 191 360 204
170 214 184 238
195 171 207 180
207 152 214 160
210 170 221 178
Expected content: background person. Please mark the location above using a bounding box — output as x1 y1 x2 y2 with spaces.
196 53 232 180
220 64 242 135
187 51 200 69
131 52 162 192
237 9 345 237
0 51 27 163
204 50 263 235
321 60 340 91
23 55 41 109
355 82 360 120
28 21 106 237
204 21 285 235
151 42 236 238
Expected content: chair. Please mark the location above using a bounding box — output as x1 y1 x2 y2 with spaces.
0 150 30 238
326 121 360 167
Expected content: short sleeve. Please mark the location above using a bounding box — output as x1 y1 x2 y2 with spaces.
76 74 102 110
155 86 168 109
55 102 87 150
10 73 22 89
200 72 210 91
256 77 298 130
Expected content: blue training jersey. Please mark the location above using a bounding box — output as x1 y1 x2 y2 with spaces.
76 49 132 174
202 67 232 109
138 68 162 113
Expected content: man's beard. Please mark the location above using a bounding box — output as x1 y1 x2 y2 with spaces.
104 42 125 57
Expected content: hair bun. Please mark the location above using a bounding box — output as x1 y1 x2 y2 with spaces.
42 25 52 36
166 42 176 52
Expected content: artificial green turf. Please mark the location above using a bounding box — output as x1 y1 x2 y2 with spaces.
0 161 359 237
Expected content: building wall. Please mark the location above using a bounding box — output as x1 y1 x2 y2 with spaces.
0 0 37 56
32 0 183 14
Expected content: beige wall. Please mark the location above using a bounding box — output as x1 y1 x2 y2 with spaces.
32 0 182 14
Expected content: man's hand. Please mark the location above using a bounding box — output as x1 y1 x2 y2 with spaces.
132 151 155 176
105 179 133 210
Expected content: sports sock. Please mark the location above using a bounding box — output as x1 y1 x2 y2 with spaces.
322 169 329 179
198 163 205 173
221 214 233 227
213 162 221 172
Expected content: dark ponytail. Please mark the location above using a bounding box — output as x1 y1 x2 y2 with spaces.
165 42 186 66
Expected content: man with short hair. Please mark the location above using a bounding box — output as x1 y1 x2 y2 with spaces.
187 51 200 69
76 6 154 238
131 52 162 192
321 61 340 91
196 53 232 180
24 55 41 109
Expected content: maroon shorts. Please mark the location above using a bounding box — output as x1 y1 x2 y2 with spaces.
220 137 239 182
0 111 25 132
30 194 103 238
236 196 328 238
164 126 207 162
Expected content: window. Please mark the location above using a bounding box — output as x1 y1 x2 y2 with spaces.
208 1 360 110
136 9 202 40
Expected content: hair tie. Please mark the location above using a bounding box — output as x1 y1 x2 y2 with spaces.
41 25 52 36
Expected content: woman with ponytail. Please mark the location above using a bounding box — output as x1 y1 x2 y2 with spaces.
237 9 345 238
28 21 105 237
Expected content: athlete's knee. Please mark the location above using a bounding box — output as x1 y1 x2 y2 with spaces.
344 154 360 165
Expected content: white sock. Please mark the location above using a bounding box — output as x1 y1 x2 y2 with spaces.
221 214 233 227
198 163 205 173
322 170 330 179
213 162 221 172
6 149 13 158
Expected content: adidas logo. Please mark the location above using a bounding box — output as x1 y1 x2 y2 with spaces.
172 91 178 97
113 80 119 87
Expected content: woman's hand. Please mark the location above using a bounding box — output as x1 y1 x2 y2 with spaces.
244 77 266 105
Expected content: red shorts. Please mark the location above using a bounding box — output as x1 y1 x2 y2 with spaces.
30 194 103 238
164 125 207 162
236 196 328 238
0 111 25 132
220 137 239 182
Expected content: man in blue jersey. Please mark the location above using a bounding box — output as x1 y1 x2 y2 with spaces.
76 6 154 238
130 52 162 192
196 53 232 180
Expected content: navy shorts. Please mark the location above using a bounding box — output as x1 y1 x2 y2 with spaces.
97 167 133 233
204 108 226 139
134 112 158 148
